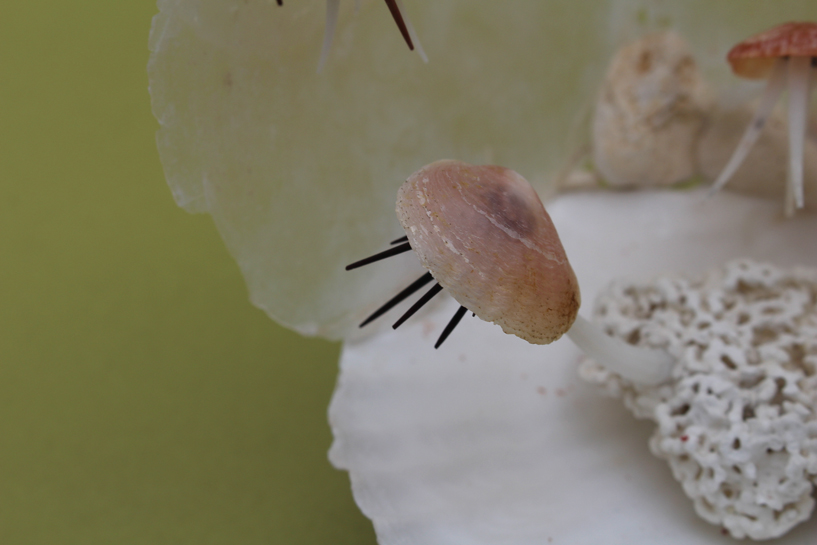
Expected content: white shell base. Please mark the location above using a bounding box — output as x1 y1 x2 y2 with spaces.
329 189 817 544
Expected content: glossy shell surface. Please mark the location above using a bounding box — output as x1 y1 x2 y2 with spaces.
396 160 580 345
727 22 817 79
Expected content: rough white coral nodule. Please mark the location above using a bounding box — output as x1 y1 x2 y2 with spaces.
581 259 817 540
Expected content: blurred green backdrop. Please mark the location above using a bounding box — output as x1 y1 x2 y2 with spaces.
0 2 375 543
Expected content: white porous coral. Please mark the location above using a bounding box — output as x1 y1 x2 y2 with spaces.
580 260 817 540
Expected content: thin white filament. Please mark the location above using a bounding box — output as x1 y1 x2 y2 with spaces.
566 314 674 385
785 56 812 215
394 0 428 63
707 58 788 198
317 0 340 73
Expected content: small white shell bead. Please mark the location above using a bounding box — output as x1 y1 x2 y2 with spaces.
396 160 581 345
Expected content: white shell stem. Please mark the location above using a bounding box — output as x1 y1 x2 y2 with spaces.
566 314 673 385
786 56 813 215
708 58 787 197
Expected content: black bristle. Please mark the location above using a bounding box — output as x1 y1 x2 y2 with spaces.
434 305 468 349
383 0 414 50
276 0 282 5
359 272 433 328
392 283 443 329
345 242 412 271
390 235 409 245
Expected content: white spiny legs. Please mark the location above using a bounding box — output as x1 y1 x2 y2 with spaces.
708 57 815 216
708 59 787 197
785 56 813 215
317 0 340 73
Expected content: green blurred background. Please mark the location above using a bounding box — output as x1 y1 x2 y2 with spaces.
0 2 375 543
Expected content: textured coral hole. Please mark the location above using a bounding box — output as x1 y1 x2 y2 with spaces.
741 375 765 389
671 403 691 416
736 280 755 294
773 504 798 521
785 344 808 370
720 355 738 370
770 377 789 405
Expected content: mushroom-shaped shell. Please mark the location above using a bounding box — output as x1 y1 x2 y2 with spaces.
727 22 817 79
396 160 580 345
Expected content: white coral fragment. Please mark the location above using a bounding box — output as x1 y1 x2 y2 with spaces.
581 260 817 540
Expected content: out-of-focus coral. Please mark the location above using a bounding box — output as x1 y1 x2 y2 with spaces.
592 31 712 187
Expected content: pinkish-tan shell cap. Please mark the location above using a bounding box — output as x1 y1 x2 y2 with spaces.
396 160 580 345
727 22 817 79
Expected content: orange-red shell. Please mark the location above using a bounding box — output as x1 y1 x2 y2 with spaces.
396 160 580 345
727 22 817 79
